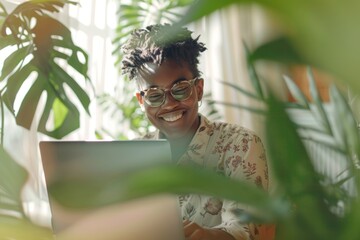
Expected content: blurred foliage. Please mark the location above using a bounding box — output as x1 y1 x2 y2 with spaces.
0 141 53 239
0 146 27 219
178 0 360 93
0 215 53 240
2 0 360 240
96 84 153 140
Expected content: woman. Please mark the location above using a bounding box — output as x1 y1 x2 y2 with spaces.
121 23 270 240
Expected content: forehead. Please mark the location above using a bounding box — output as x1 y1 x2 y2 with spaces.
137 59 193 88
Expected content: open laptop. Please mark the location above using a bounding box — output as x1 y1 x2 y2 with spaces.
39 140 185 240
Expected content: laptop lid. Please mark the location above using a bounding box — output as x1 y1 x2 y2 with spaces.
39 140 184 240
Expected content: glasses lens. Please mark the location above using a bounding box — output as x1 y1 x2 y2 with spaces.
171 81 192 100
144 88 165 107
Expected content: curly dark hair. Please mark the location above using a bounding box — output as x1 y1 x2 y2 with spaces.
121 23 206 81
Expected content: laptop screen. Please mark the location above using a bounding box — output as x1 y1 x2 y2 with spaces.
40 140 172 185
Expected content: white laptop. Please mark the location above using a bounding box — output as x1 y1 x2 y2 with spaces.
39 140 185 240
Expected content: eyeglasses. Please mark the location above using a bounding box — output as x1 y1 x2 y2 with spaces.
140 77 199 107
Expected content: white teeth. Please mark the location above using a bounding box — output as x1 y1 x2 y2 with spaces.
162 112 183 122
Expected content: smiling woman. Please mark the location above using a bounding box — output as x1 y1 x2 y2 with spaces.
120 23 271 240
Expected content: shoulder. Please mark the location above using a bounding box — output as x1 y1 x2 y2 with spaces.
211 119 262 143
199 115 264 152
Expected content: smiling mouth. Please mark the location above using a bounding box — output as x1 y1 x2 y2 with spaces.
161 111 184 122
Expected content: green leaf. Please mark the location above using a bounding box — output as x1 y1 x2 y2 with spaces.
49 164 285 222
307 67 333 135
15 74 44 129
37 86 80 139
0 45 30 82
0 215 53 240
343 191 360 239
249 37 306 65
283 75 310 109
244 43 266 100
0 146 28 218
53 98 69 129
329 85 360 162
51 62 91 114
0 35 18 51
10 0 76 16
266 93 339 239
2 64 35 114
177 0 240 26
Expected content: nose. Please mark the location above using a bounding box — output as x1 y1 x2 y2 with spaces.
161 91 178 109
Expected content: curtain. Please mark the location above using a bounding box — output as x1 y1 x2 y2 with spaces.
194 4 286 139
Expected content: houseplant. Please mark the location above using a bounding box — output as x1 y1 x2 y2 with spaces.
0 0 91 239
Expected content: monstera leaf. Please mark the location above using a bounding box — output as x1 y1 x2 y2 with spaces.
0 0 91 139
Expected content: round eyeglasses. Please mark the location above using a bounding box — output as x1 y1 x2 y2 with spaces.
140 77 199 107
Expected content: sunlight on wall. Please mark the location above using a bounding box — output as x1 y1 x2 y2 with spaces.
61 0 120 140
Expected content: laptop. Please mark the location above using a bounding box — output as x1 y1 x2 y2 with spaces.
39 140 185 240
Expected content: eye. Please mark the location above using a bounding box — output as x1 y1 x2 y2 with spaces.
146 89 164 101
172 82 190 95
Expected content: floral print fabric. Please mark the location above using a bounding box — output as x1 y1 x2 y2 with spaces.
147 114 269 240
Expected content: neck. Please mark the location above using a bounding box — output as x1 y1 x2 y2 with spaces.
168 134 193 162
161 115 201 162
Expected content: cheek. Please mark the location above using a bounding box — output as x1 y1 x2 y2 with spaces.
185 95 199 108
143 107 158 121
179 94 200 110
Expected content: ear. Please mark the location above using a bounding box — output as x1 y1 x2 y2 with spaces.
136 92 145 111
136 92 143 104
196 78 204 101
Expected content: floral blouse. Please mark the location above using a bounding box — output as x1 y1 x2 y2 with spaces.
146 114 269 240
